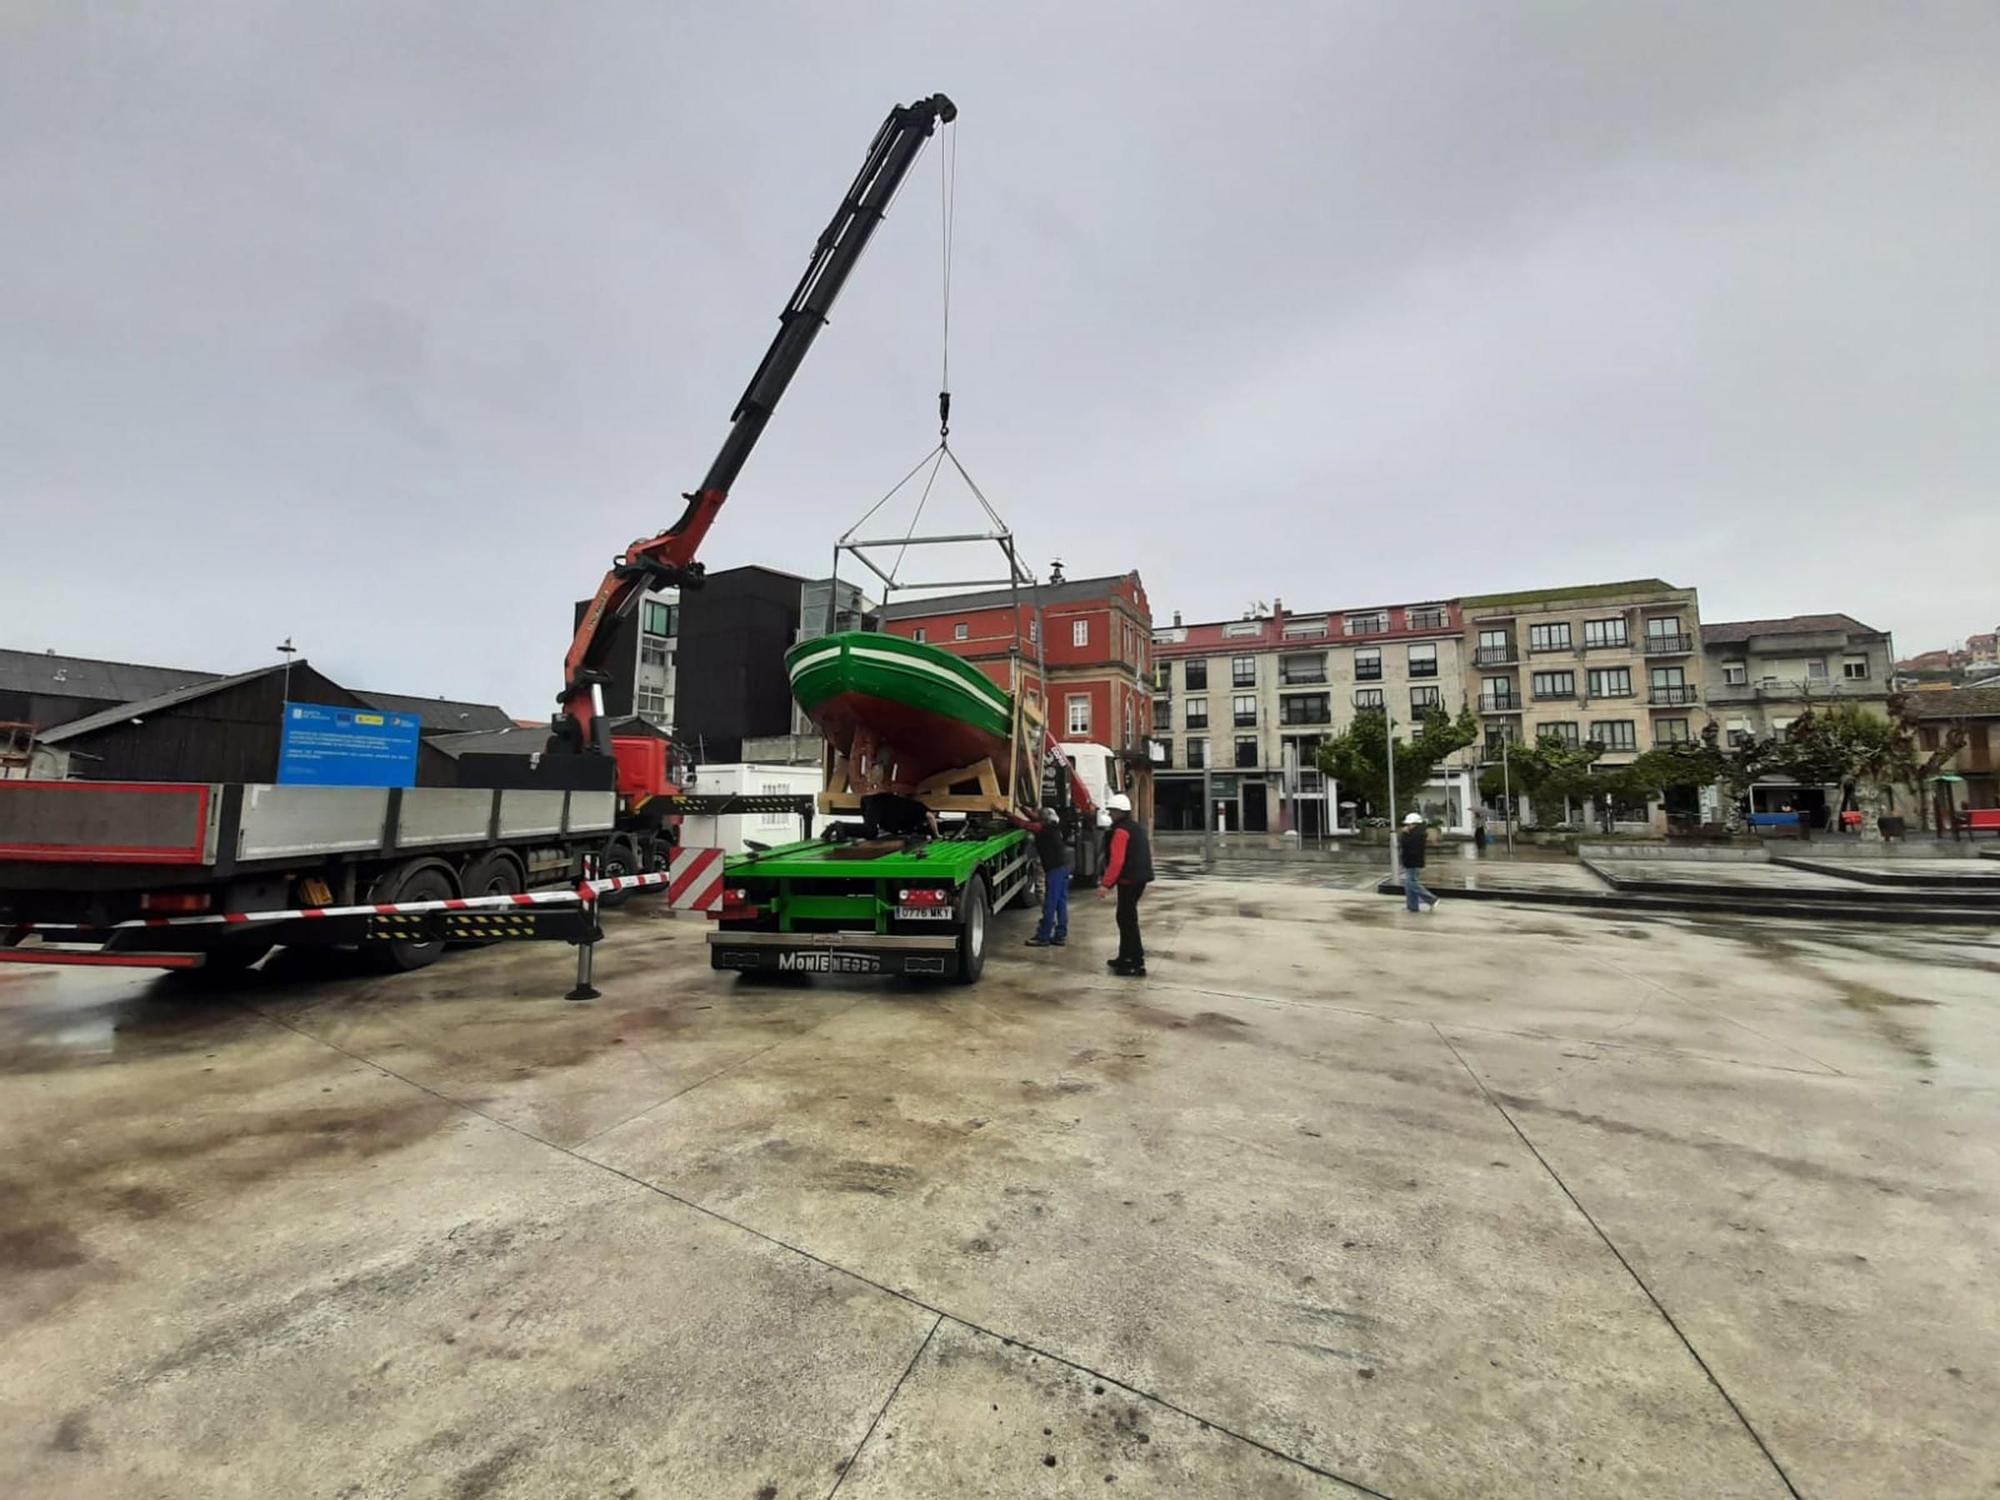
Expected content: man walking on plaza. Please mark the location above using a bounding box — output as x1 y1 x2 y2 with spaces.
1024 806 1071 947
1399 811 1441 913
1098 793 1153 976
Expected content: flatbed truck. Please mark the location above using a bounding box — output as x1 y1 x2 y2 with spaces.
707 826 1036 982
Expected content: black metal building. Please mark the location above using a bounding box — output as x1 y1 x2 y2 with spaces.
673 565 809 763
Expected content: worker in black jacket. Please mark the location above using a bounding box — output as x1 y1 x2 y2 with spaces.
1398 812 1441 913
1024 806 1071 947
1098 793 1153 975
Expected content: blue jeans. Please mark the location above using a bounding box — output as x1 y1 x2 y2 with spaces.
1402 867 1437 911
1035 866 1070 942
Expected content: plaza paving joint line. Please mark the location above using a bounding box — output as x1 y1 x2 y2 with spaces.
1432 1024 1807 1500
825 1313 943 1499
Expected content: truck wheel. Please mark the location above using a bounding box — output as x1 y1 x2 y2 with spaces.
455 854 524 947
369 862 458 972
594 838 639 910
954 877 990 985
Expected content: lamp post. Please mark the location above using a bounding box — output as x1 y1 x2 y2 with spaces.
1385 713 1400 880
1501 730 1516 856
275 636 298 709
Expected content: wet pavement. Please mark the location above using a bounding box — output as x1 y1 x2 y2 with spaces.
2 885 1996 1498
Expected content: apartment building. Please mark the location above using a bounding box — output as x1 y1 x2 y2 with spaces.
1701 614 1895 744
569 585 679 730
1150 598 1470 834
1464 579 1706 763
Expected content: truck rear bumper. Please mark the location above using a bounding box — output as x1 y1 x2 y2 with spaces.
0 944 205 970
707 929 959 978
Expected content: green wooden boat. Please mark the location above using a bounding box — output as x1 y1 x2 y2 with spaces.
786 631 1016 789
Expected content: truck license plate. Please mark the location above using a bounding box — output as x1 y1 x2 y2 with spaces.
895 906 955 921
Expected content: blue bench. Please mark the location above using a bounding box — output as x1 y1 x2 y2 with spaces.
1748 812 1801 829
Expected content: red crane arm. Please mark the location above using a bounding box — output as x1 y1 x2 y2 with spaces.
556 94 957 756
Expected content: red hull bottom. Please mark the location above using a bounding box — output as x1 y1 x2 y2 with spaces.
811 690 1015 792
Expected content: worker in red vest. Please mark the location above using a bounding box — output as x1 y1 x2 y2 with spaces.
1098 793 1153 977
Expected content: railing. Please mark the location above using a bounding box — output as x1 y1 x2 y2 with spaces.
1644 633 1694 655
1279 669 1327 686
1406 610 1448 630
1649 685 1698 705
1479 694 1523 712
1531 687 1577 701
1408 662 1439 678
1354 666 1383 682
1279 710 1332 727
1473 646 1515 666
1581 635 1630 651
1527 639 1574 654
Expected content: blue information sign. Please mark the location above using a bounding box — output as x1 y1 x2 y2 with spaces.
277 702 421 787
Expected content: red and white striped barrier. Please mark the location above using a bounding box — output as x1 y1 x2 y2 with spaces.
22 847 725 933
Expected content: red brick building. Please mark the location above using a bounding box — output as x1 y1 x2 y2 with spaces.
878 571 1154 781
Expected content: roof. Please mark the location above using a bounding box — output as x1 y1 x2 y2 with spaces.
0 648 221 704
1701 613 1883 646
880 573 1140 620
427 725 551 759
39 664 286 743
353 690 516 734
1910 683 2000 720
1461 579 1683 610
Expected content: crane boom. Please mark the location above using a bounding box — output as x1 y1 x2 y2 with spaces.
556 93 957 756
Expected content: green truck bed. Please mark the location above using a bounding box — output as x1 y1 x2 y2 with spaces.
706 828 1033 982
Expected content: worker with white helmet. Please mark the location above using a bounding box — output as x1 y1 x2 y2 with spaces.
1098 791 1153 975
1398 811 1442 914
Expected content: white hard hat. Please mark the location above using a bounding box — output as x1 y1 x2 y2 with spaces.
1402 812 1424 825
1107 792 1133 813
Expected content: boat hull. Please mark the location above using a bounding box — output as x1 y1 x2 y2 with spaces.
787 633 1016 791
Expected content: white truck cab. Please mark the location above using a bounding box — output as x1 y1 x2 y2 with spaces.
1059 741 1122 829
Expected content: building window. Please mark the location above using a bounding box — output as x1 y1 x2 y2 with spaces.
1232 694 1257 727
1654 718 1692 744
1481 675 1519 711
1279 653 1326 685
1583 617 1628 649
1353 687 1385 710
1484 725 1518 757
1124 699 1133 747
1476 629 1512 664
1407 643 1438 678
1283 617 1328 638
1280 693 1330 726
1649 666 1693 705
1353 648 1382 682
1586 667 1632 698
1531 670 1576 700
1223 620 1263 639
1344 611 1387 635
1184 659 1208 690
640 637 671 668
1152 698 1172 733
1071 618 1089 648
1186 736 1208 768
1807 659 1828 680
1406 605 1447 631
1231 656 1256 688
1184 699 1209 729
912 627 926 644
1540 721 1581 746
953 622 969 641
1152 662 1172 693
1722 663 1747 685
1234 735 1260 768
642 600 677 637
1842 656 1870 681
1646 616 1684 641
1727 719 1752 746
1410 686 1442 712
1528 622 1573 653
1590 720 1638 752
1066 695 1091 736
1029 617 1039 644
1919 726 1940 751
636 686 669 723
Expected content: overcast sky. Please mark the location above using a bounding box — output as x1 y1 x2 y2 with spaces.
5 2 1996 716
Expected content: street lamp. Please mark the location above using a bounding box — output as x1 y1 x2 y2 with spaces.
1384 713 1400 880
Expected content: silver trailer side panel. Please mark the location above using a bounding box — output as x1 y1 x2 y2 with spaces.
496 790 568 840
0 781 222 865
565 792 616 835
395 788 498 849
237 786 391 860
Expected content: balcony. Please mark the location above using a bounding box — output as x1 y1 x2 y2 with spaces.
1473 645 1516 666
1649 685 1699 706
1279 667 1327 687
1279 706 1332 728
1479 694 1523 713
1532 687 1577 702
1644 633 1694 656
1581 635 1631 653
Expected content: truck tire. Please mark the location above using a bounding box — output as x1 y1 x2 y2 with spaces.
455 853 524 947
593 837 639 910
954 876 990 985
368 861 459 973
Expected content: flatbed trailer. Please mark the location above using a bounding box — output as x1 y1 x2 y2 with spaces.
0 779 805 973
706 827 1035 982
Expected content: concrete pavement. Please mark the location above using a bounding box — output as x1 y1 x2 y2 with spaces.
1 882 1994 1497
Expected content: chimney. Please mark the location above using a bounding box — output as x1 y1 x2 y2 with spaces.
1273 597 1283 616
1172 611 1182 627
